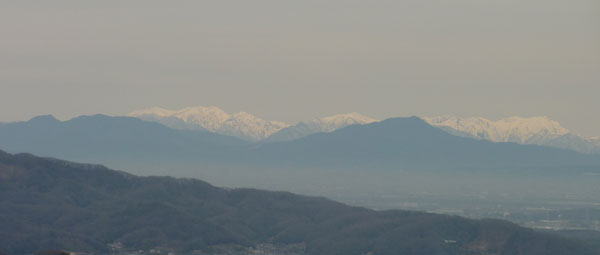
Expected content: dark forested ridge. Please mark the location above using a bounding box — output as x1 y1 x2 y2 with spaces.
0 150 597 255
549 230 600 251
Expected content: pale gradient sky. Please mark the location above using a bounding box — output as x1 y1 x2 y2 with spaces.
1 1 599 136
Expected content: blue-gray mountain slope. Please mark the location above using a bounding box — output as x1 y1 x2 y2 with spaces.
0 114 248 166
252 117 600 171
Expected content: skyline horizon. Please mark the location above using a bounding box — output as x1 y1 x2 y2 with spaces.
3 104 598 138
1 1 598 137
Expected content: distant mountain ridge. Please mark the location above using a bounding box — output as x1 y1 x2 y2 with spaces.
0 114 247 171
1 114 600 174
129 107 600 154
252 117 600 171
129 106 379 143
424 115 600 154
1 150 597 255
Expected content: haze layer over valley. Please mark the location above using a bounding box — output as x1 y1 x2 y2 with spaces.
3 150 598 255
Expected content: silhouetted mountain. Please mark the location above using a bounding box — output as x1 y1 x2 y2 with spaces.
0 151 597 255
0 114 248 167
253 117 600 171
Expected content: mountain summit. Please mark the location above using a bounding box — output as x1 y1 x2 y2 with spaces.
130 106 289 141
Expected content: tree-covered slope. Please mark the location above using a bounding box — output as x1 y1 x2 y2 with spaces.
0 151 597 255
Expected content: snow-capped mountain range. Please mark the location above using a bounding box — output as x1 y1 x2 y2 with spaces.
129 107 378 142
422 116 569 144
130 106 289 141
423 115 599 154
129 106 599 154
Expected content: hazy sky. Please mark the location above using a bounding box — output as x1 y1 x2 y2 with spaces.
1 1 599 136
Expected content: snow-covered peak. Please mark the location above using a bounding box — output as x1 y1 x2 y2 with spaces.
423 115 570 144
230 112 289 130
230 111 259 121
309 113 379 132
128 106 289 141
219 112 290 141
171 106 231 132
265 113 378 142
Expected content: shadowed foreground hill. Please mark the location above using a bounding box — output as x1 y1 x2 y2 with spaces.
0 151 597 255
